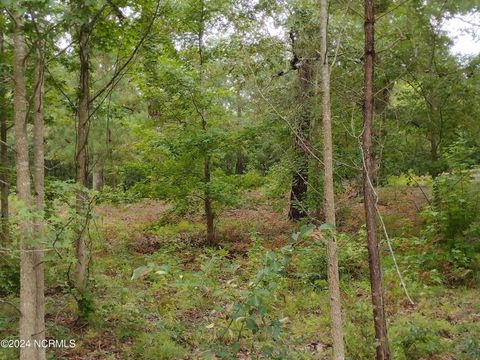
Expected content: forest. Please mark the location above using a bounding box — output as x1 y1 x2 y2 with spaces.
0 0 479 359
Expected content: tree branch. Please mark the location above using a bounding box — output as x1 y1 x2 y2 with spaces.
89 0 161 105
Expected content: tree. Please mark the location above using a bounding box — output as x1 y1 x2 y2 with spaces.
362 0 390 358
320 1 345 358
127 0 241 245
73 0 91 295
12 1 45 358
287 14 315 221
0 23 9 244
32 37 46 360
71 0 160 298
288 55 312 220
196 0 215 244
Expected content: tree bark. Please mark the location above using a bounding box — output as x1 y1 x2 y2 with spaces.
33 43 46 360
320 1 345 358
204 155 215 245
235 149 244 175
198 5 215 245
235 92 244 175
362 1 390 359
0 30 8 244
13 7 42 359
74 12 90 293
288 60 312 220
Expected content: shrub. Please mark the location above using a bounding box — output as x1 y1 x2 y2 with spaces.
394 320 450 359
431 173 480 242
293 230 368 289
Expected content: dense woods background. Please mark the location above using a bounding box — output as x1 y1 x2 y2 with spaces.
0 0 479 359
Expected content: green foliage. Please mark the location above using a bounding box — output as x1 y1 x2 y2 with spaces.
386 170 432 187
130 331 186 360
444 138 479 170
344 299 375 359
430 172 480 241
394 320 450 359
294 243 328 289
293 229 368 289
217 241 294 358
457 335 480 360
4 0 480 358
0 258 19 297
76 291 96 322
97 185 141 205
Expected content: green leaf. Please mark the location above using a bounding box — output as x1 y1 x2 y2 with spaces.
299 224 315 238
270 320 281 339
245 317 259 333
248 294 261 307
131 265 153 280
318 223 335 231
155 264 170 275
231 341 241 353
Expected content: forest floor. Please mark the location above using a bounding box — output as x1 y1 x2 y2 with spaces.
1 186 479 359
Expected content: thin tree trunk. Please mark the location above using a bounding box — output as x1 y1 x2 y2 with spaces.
235 149 244 175
0 30 8 244
429 132 438 162
204 154 215 245
13 7 38 360
288 60 312 220
75 16 90 293
362 1 390 359
33 44 46 360
235 89 244 175
320 1 345 358
198 5 215 245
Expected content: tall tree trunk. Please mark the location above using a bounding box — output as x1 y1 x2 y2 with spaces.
198 6 215 245
33 44 46 360
75 15 90 293
235 148 244 175
0 30 8 244
13 7 40 360
362 1 390 359
320 1 345 358
235 89 244 175
288 60 312 220
204 153 215 245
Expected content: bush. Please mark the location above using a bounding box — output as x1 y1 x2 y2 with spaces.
418 172 480 286
394 320 450 359
431 172 480 241
293 230 368 289
294 243 328 288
